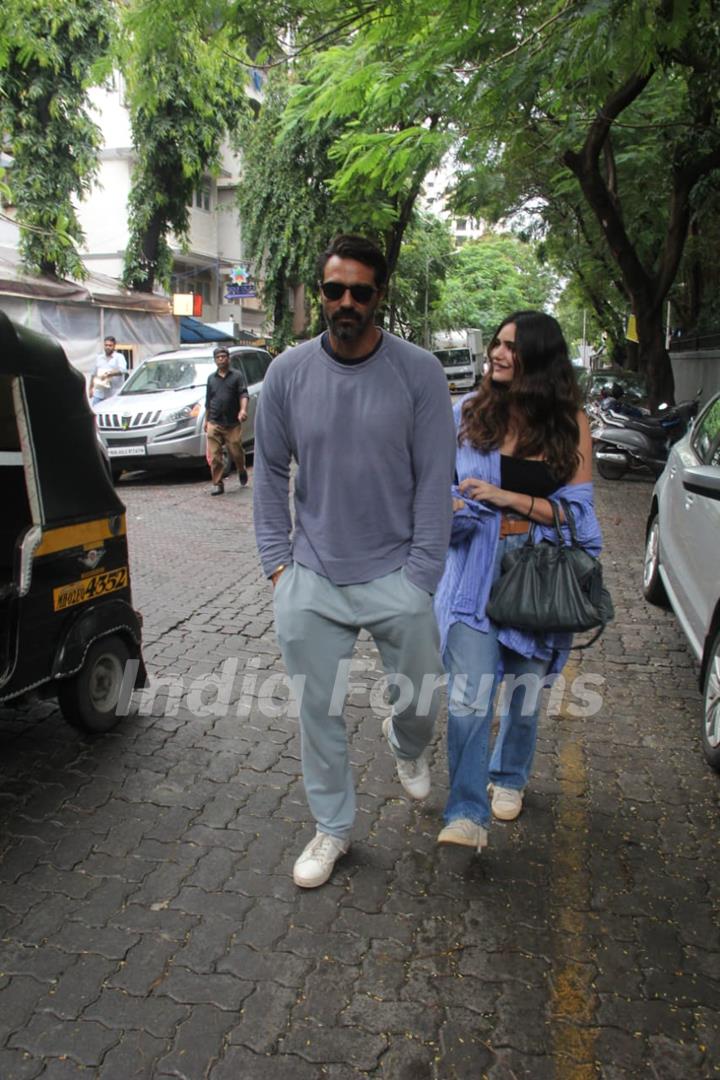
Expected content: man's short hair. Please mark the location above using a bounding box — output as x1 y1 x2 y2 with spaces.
104 335 116 345
317 234 388 289
213 346 230 357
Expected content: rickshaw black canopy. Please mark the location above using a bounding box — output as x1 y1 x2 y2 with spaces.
0 309 124 526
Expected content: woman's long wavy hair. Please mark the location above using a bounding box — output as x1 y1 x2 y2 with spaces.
458 310 582 484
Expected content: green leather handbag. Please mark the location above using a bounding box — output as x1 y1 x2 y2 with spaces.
486 499 614 647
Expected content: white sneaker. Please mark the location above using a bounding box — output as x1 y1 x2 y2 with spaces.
382 716 430 800
293 830 350 889
437 818 488 851
489 784 524 821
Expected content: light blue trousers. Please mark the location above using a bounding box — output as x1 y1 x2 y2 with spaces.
273 563 444 839
443 534 553 828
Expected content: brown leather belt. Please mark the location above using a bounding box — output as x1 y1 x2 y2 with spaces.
499 515 531 538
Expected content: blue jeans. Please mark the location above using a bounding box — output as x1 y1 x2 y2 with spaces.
443 535 552 827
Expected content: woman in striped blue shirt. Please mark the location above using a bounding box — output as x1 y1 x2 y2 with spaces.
434 311 602 852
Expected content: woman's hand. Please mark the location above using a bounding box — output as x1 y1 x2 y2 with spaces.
458 478 513 508
452 497 466 512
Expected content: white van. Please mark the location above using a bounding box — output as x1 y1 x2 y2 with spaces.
433 346 481 392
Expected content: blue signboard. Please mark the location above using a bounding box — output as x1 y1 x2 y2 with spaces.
225 283 257 300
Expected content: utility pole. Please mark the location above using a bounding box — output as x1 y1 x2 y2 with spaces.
581 308 587 365
423 251 430 350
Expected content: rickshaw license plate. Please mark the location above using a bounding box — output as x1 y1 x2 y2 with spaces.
53 567 129 611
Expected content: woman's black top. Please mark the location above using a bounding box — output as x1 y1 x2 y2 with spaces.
500 454 556 497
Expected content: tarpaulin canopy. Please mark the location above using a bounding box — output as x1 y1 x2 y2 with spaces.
0 244 178 377
180 316 235 344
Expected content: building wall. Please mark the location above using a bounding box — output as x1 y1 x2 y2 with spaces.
77 157 133 279
671 350 720 406
76 78 269 333
420 165 487 245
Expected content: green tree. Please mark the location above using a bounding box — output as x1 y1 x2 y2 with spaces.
0 0 113 278
235 67 349 348
553 282 605 362
670 175 720 336
286 21 457 283
120 0 251 292
451 1 720 406
271 1 720 408
433 235 557 341
387 214 454 343
236 9 457 340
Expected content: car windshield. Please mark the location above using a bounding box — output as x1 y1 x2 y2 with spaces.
120 358 214 395
434 349 472 368
587 370 647 403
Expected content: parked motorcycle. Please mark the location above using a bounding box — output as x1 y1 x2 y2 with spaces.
585 397 649 440
592 397 700 480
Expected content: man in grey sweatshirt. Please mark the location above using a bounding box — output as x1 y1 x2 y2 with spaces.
253 234 456 888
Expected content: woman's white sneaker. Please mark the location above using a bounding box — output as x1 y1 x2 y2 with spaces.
437 818 488 851
382 716 430 800
489 785 524 821
293 831 350 888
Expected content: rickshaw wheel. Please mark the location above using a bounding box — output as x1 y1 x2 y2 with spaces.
58 634 131 734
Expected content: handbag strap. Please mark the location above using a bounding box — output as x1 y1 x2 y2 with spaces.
550 499 565 544
558 498 580 546
570 624 605 650
524 499 565 548
560 498 609 649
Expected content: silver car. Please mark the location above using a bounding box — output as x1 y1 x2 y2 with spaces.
643 391 720 770
93 344 272 476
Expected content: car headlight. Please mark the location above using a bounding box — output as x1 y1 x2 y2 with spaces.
166 402 202 424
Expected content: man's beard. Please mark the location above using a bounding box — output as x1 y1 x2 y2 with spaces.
328 306 372 342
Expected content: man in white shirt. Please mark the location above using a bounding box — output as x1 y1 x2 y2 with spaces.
90 336 127 404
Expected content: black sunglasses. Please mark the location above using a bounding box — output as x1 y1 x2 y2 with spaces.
320 280 377 304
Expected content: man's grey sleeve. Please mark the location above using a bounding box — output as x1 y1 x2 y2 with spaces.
252 367 294 575
405 361 456 594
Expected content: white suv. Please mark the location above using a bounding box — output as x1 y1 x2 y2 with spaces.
93 344 272 477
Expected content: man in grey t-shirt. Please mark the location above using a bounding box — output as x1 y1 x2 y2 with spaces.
254 234 456 888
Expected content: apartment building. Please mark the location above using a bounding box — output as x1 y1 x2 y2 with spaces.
75 74 270 336
420 166 486 246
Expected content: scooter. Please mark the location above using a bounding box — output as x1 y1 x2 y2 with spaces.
585 397 649 440
592 398 699 480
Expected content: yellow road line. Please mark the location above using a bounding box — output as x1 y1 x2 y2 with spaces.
549 660 599 1079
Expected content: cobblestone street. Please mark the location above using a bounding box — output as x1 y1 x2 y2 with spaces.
0 463 718 1079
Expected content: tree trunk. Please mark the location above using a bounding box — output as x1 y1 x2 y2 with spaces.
561 72 704 411
635 306 674 410
272 268 288 344
387 283 397 335
623 340 639 372
128 209 165 293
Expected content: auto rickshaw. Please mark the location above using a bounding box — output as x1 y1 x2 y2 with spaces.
0 309 146 732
